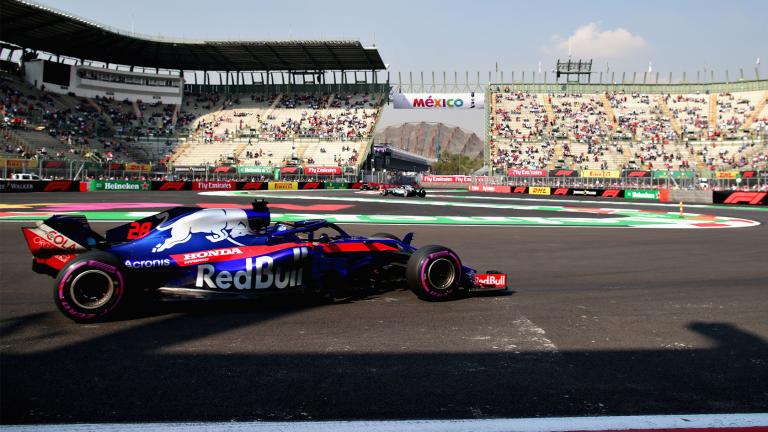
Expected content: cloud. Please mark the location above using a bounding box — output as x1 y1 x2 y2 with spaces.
545 23 647 59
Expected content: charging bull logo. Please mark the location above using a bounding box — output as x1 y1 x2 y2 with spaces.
152 208 252 252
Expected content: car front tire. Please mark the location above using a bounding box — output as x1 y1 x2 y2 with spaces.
406 245 462 301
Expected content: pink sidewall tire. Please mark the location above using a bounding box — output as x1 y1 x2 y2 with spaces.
406 245 462 301
53 251 127 323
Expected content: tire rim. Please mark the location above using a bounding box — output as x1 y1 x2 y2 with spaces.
426 258 456 290
69 269 115 310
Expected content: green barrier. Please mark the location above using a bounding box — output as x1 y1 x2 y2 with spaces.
323 182 350 189
90 180 150 191
652 171 695 179
625 189 660 200
237 166 274 175
83 161 103 170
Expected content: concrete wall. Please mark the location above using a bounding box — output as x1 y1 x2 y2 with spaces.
668 190 713 204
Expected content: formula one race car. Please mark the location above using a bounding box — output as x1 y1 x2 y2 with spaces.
22 201 507 322
380 184 427 197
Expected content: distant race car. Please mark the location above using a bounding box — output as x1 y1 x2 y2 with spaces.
22 200 507 322
359 182 375 190
380 184 427 197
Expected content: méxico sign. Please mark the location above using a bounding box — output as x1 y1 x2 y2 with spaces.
392 92 484 109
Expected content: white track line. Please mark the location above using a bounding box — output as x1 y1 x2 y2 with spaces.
4 414 767 432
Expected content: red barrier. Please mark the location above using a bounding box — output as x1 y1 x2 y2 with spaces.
192 181 237 191
421 175 485 184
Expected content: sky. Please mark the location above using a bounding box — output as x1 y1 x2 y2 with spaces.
29 0 768 134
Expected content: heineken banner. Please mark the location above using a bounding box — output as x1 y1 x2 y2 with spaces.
581 170 621 178
237 166 276 175
90 180 149 191
392 92 484 109
625 189 660 200
653 171 695 179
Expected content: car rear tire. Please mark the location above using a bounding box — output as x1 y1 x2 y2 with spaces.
417 188 427 197
53 251 128 323
406 245 462 301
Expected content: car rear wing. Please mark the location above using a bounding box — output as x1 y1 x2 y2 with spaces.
21 215 105 275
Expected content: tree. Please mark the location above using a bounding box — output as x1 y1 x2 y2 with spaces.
430 153 483 175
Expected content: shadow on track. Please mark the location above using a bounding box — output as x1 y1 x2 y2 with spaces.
2 300 766 423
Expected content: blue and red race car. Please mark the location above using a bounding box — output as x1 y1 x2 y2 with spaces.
22 200 507 322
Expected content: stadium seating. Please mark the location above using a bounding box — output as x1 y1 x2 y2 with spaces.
172 91 383 167
4 68 766 173
2 70 385 170
490 86 768 171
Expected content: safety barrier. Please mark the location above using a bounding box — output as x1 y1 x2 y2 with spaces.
668 190 714 204
713 191 767 205
1 180 84 193
471 185 767 206
3 180 765 206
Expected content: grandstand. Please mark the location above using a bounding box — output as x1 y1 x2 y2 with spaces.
488 81 768 173
0 0 387 177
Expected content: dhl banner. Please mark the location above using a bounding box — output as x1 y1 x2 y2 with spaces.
581 170 620 178
529 186 551 195
715 171 739 179
268 181 299 190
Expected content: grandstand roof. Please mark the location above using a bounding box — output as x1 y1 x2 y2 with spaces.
0 0 386 71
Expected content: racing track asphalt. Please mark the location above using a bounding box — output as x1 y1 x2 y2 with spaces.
1 190 767 423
